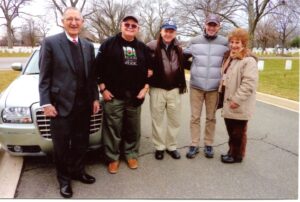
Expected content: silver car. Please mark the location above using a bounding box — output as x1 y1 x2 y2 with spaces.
0 48 103 156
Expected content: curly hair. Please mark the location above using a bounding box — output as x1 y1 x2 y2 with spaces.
228 28 249 59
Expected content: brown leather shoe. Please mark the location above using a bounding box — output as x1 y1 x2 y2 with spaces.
127 159 138 169
108 161 119 174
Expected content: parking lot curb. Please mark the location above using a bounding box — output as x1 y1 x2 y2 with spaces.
256 92 299 112
0 149 23 198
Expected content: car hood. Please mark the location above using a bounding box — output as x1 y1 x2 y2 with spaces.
4 75 39 107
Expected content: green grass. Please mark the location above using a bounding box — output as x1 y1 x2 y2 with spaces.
0 70 20 92
255 53 299 57
0 59 299 101
258 59 299 101
0 52 31 57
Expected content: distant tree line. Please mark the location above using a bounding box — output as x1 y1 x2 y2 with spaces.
0 0 299 54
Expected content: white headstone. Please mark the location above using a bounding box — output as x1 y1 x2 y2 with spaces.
258 60 264 71
285 60 292 70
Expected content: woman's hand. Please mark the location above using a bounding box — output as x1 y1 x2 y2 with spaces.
229 101 239 109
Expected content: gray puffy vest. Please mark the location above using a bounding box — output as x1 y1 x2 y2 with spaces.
184 35 228 91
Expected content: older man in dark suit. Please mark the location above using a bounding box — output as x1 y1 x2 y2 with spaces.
39 7 100 198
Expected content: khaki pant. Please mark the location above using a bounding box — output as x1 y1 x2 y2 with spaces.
190 87 218 146
150 87 181 151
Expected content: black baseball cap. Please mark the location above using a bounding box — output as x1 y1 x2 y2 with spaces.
122 15 138 23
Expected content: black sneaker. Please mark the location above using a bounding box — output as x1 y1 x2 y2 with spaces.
186 146 199 159
204 146 214 158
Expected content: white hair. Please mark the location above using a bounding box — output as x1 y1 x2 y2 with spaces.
61 7 83 20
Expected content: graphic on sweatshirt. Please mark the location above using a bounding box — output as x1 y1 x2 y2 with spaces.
123 46 137 66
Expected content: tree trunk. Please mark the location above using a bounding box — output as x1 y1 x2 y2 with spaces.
247 0 255 49
6 22 13 48
281 36 286 55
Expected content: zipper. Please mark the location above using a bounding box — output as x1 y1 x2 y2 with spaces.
206 40 211 90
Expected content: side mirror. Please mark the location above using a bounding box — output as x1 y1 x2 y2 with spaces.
11 63 22 71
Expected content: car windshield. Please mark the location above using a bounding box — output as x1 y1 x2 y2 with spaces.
23 48 100 75
23 50 39 75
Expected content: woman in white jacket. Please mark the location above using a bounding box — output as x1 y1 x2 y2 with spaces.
218 28 258 163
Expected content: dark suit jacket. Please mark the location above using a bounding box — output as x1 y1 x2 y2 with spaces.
39 32 99 117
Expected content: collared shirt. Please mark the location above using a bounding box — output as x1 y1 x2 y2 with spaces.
65 32 78 43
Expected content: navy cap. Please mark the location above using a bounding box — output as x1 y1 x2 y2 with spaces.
205 14 220 25
122 15 138 23
161 19 177 31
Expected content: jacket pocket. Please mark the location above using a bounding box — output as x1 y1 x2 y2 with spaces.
226 95 243 114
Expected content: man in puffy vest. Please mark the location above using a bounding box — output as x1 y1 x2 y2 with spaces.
184 14 228 159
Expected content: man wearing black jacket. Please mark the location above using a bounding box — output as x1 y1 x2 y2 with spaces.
95 15 151 174
39 7 100 198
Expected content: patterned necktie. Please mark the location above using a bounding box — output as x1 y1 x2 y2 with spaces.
72 38 78 45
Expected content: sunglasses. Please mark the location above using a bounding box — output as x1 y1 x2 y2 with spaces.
124 23 138 29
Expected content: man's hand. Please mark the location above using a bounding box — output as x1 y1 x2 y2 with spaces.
102 90 114 101
99 84 114 102
229 101 239 109
43 105 58 117
93 100 100 114
137 88 148 99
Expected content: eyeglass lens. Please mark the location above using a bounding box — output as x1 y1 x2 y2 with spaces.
124 23 138 29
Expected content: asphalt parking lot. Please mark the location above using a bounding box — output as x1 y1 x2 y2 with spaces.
5 92 297 199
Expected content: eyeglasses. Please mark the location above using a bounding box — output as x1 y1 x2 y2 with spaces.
124 23 138 29
65 17 82 22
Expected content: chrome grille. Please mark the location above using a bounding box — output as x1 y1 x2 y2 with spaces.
36 107 103 139
89 110 103 134
36 110 51 139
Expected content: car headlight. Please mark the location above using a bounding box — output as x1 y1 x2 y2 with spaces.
2 107 32 123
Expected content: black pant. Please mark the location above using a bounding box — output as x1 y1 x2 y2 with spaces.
50 103 91 186
224 118 248 159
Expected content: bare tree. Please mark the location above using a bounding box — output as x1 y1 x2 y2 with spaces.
47 0 91 27
272 0 299 54
175 0 239 37
174 0 290 47
236 0 289 48
137 0 174 43
255 17 278 51
86 0 132 43
0 0 31 48
20 18 42 47
36 15 51 41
